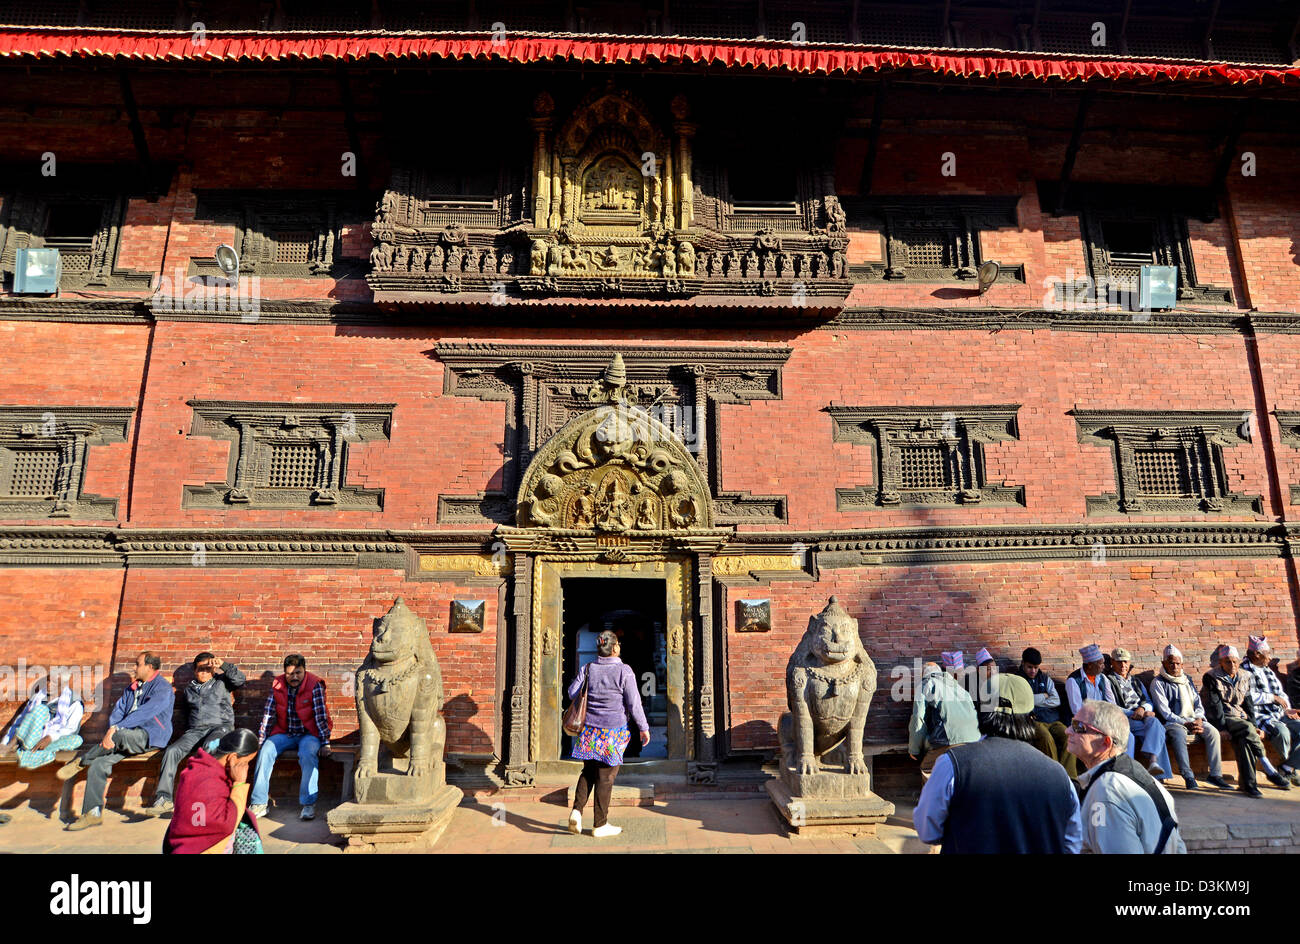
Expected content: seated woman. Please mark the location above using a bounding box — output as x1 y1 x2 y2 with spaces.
163 728 263 854
0 672 84 770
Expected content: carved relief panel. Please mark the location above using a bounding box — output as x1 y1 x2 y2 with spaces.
368 83 851 310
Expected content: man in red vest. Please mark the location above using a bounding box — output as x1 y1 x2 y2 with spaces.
248 654 331 821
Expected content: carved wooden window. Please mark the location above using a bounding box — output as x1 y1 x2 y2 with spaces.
1267 412 1300 507
1073 411 1260 516
190 191 366 278
0 407 133 519
1040 183 1233 305
0 185 152 291
844 196 1024 283
828 405 1024 510
182 401 394 510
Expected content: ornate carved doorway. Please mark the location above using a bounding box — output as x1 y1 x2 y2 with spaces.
533 559 691 775
495 354 731 785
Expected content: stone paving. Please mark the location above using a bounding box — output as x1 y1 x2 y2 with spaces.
3 776 1300 853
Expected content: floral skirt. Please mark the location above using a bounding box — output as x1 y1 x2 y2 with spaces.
571 724 630 767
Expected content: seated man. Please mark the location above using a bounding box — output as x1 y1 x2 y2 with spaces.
249 653 331 821
1202 645 1289 798
1104 647 1171 779
1149 645 1227 790
1016 647 1068 765
0 671 84 769
1066 644 1116 715
58 652 174 830
146 651 246 816
908 661 979 779
1242 636 1300 786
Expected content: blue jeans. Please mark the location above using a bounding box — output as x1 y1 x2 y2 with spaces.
250 733 321 806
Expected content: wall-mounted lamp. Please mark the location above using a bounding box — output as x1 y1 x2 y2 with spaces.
976 260 1001 295
13 248 61 294
214 244 240 282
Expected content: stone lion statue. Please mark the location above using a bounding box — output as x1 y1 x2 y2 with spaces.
779 596 876 777
354 598 445 786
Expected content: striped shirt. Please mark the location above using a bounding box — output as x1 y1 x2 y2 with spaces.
1243 661 1289 732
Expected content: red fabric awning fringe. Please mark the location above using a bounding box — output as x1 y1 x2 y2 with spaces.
0 29 1296 86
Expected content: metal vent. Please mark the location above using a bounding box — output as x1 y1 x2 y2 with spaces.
899 228 957 268
273 232 315 265
765 2 852 44
281 0 370 30
268 443 320 489
899 444 949 490
85 0 176 29
1134 448 1192 496
1210 28 1290 65
0 0 80 25
6 449 60 498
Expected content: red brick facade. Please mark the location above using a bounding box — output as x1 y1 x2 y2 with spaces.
2 28 1299 782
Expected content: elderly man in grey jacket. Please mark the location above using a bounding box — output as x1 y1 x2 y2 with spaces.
145 651 245 816
1070 699 1185 854
1149 645 1228 791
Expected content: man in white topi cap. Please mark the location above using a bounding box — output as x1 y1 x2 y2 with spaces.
1149 645 1227 791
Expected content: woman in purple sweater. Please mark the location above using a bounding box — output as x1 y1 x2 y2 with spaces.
566 630 650 838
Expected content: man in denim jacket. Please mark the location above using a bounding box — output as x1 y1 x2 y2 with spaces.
60 651 174 830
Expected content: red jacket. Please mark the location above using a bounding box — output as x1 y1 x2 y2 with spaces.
269 671 327 739
162 749 259 854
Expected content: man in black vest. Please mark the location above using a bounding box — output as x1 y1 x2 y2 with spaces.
913 673 1081 854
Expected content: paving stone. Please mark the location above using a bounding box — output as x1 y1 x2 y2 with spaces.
1180 824 1229 841
550 816 667 848
1227 822 1293 839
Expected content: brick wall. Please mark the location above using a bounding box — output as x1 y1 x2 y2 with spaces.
108 568 499 755
725 558 1298 751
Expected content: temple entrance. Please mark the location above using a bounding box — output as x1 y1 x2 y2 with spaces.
532 556 692 774
560 577 669 761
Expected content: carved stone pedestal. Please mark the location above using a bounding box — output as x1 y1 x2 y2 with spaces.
327 782 462 853
766 774 894 838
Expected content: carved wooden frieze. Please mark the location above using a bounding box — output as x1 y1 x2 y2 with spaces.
367 85 850 310
434 344 790 526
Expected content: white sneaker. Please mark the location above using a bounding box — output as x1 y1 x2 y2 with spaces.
248 804 268 817
299 805 315 821
567 810 582 835
592 824 622 838
1147 762 1166 778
